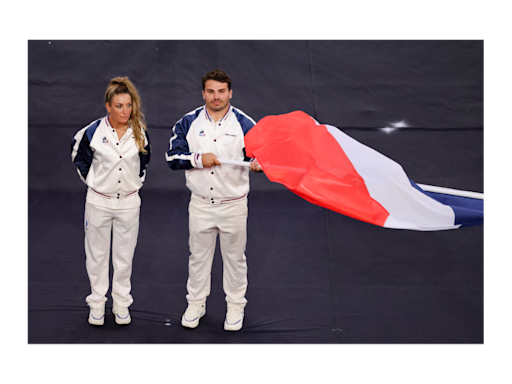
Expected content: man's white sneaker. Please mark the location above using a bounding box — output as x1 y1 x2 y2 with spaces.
113 304 131 325
88 306 105 326
224 305 244 331
181 303 206 328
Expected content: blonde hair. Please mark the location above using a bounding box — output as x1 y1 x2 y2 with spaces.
105 76 148 154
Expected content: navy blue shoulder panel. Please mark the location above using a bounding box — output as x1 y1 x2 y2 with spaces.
73 119 101 180
166 108 203 170
232 109 255 136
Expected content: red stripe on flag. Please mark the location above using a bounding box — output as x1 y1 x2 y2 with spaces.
245 111 389 226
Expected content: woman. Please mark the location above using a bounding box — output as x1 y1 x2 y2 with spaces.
71 77 151 325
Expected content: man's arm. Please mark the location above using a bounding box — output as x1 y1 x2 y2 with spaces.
166 116 199 170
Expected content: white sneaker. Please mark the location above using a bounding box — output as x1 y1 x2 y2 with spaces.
113 304 131 325
181 303 206 328
224 305 244 331
88 306 105 326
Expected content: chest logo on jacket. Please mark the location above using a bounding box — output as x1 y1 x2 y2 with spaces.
102 137 108 143
199 129 206 137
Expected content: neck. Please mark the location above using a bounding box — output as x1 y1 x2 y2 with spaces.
108 116 128 130
206 104 230 122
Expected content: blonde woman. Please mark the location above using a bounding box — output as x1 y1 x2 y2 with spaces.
71 77 151 326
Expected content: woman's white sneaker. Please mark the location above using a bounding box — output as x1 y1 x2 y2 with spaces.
88 306 105 326
113 304 131 325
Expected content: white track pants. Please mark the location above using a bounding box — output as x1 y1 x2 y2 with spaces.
84 203 140 308
186 194 248 308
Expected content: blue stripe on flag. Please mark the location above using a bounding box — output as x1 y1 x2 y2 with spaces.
409 180 483 227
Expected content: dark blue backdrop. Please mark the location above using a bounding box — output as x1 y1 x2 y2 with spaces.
28 40 483 343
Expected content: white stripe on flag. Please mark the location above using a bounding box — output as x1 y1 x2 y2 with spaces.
324 125 457 230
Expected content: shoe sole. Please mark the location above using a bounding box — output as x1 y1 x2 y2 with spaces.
113 308 131 325
88 315 105 326
181 311 205 328
224 319 243 331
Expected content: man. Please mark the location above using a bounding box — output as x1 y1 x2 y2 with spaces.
166 69 261 331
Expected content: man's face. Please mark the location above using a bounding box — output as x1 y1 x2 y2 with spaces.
202 79 232 113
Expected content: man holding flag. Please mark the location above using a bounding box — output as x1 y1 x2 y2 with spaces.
166 69 261 331
166 70 482 332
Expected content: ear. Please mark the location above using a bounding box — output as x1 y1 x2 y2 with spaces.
229 89 233 100
202 90 205 100
105 102 111 114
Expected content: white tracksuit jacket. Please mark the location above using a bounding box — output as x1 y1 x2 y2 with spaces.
71 115 151 208
165 105 255 200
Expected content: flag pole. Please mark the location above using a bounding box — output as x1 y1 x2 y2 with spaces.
217 159 484 200
417 184 484 200
218 158 251 167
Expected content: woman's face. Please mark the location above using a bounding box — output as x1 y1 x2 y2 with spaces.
105 93 132 128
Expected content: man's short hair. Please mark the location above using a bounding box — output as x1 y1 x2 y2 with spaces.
202 69 232 90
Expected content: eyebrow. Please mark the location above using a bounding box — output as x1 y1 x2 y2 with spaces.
205 87 228 92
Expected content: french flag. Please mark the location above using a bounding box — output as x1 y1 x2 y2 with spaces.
244 111 483 231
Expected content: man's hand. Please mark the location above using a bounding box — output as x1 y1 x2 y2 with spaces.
201 153 221 168
250 158 262 172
